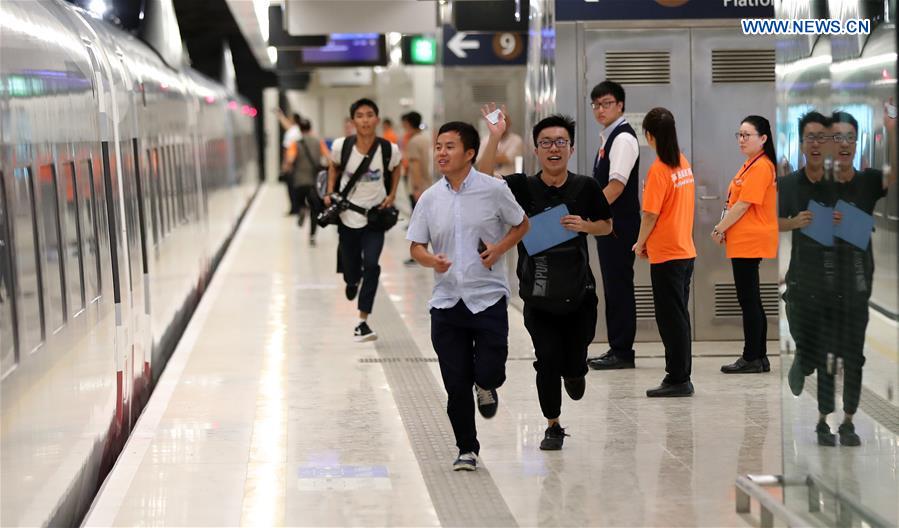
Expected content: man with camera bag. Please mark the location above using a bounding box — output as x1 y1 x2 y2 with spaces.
323 98 401 342
478 108 612 451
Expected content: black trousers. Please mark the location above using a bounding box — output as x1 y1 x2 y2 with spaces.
787 292 867 415
731 258 767 362
285 180 300 213
431 298 509 455
595 219 638 360
337 224 385 314
650 259 694 384
294 185 318 237
524 291 598 420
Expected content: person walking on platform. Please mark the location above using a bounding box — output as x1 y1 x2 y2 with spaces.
324 98 402 342
713 116 778 374
631 108 696 398
478 109 611 449
407 121 529 471
587 80 641 371
293 118 324 245
277 109 302 215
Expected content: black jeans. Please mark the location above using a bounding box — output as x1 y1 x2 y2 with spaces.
594 217 639 360
294 185 318 237
731 258 767 362
431 298 509 455
337 224 385 314
650 259 694 384
524 291 597 420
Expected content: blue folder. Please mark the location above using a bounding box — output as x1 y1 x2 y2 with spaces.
834 200 875 250
800 200 834 247
521 204 578 256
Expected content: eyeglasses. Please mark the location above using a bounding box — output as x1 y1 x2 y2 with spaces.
734 132 759 141
832 134 857 144
590 100 617 110
803 134 832 144
537 138 571 149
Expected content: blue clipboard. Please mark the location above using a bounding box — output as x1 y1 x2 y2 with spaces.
800 200 834 247
833 200 874 250
521 204 578 255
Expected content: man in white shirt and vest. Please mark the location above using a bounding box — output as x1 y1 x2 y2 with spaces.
588 81 641 370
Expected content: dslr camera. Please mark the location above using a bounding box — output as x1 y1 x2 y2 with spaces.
316 193 347 227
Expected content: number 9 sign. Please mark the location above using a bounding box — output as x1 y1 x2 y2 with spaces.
492 33 523 61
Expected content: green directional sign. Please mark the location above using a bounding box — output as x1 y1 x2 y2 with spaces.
407 35 437 65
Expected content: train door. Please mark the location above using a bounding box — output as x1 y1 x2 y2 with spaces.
582 28 693 342
689 29 778 340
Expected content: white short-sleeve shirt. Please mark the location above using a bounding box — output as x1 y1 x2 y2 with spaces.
330 137 402 229
599 116 639 186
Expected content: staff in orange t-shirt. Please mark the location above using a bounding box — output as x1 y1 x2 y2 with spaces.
712 115 778 375
632 108 696 398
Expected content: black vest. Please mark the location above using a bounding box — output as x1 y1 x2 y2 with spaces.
593 121 641 223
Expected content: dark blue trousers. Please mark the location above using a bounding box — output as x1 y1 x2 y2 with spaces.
595 216 639 360
430 298 509 455
337 224 384 314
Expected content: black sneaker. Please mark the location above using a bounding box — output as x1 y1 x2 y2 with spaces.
353 321 377 342
720 357 765 374
838 422 861 447
788 360 805 396
816 421 836 446
563 376 586 400
475 384 498 418
345 283 359 301
452 452 478 471
540 424 569 451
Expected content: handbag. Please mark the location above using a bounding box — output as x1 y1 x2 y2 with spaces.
367 206 399 231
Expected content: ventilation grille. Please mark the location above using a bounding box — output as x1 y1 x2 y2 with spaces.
471 83 507 103
712 49 776 83
605 51 671 85
635 285 656 320
715 283 780 317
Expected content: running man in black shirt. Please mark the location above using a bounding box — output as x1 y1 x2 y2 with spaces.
478 107 612 450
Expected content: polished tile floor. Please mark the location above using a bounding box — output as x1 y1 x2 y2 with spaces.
84 185 788 527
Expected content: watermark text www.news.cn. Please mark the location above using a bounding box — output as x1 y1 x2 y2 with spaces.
742 18 871 35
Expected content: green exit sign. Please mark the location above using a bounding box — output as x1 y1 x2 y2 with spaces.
408 36 436 65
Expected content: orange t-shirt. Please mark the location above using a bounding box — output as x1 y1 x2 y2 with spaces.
642 154 696 264
725 153 778 259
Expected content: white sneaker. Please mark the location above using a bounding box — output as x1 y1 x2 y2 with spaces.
452 452 478 471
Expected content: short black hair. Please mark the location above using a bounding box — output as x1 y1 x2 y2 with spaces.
798 111 830 140
292 113 301 124
437 121 480 160
299 118 312 132
590 80 626 111
402 111 422 129
642 107 681 169
532 114 575 147
383 118 393 127
831 110 858 133
350 98 379 118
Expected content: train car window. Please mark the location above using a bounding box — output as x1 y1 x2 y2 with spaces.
147 148 160 246
12 167 46 350
0 173 19 375
62 162 85 314
164 145 175 232
131 139 149 275
36 164 66 330
76 159 100 302
158 146 170 235
175 144 186 224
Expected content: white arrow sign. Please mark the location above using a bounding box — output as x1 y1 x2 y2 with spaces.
447 31 480 59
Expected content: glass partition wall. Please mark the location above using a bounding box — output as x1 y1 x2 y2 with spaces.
776 0 897 525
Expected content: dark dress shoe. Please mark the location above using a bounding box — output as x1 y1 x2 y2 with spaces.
720 357 765 374
761 356 771 372
563 376 586 400
646 381 694 398
587 350 614 363
787 360 805 396
588 355 635 370
816 421 836 446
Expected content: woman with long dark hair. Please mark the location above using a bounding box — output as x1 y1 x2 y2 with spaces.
632 108 696 397
713 115 778 374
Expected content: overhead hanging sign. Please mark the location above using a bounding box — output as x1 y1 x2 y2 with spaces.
556 0 774 21
442 26 527 66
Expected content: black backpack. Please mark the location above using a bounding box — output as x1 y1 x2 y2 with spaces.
517 173 593 314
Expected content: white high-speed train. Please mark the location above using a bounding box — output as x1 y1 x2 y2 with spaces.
0 1 258 525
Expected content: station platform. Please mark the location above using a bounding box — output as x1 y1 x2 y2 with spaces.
82 184 784 527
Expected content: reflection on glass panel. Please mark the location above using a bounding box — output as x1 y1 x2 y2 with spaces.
37 164 65 330
62 163 84 313
76 160 99 302
0 175 17 375
148 148 161 244
14 167 44 350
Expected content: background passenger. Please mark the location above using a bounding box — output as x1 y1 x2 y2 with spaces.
713 116 778 374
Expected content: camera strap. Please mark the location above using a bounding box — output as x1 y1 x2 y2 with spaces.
338 139 381 200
